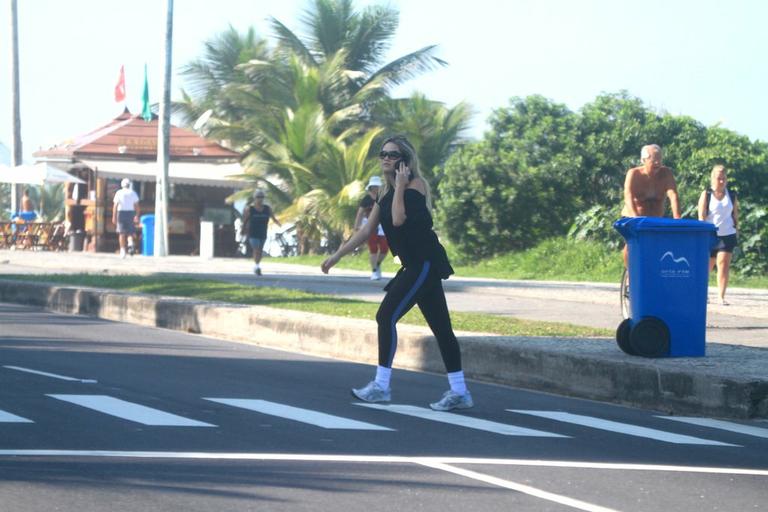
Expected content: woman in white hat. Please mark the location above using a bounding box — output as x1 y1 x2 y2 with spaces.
354 176 388 280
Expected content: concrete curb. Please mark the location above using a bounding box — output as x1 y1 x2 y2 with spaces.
1 279 767 419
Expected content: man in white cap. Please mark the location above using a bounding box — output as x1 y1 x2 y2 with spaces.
354 176 388 280
112 178 141 258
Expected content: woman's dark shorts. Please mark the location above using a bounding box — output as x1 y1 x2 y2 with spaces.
249 237 266 250
711 233 737 257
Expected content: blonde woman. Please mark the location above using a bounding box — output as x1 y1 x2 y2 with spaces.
322 135 472 411
698 165 739 305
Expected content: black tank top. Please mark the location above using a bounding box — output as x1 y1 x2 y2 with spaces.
247 205 272 239
377 188 453 279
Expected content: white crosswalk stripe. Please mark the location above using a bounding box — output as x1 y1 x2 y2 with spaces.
205 398 393 430
2 392 758 447
48 395 215 427
0 408 33 423
509 410 739 446
657 416 768 439
356 404 567 437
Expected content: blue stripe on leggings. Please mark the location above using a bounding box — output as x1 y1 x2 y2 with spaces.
386 261 431 366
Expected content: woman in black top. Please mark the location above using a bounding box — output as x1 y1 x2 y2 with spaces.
241 190 281 275
322 136 472 411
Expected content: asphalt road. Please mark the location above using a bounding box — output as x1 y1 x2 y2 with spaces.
1 303 767 511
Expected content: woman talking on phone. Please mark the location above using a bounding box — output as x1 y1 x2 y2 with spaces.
321 136 472 411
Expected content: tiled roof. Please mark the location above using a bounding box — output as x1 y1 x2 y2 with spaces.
34 109 240 161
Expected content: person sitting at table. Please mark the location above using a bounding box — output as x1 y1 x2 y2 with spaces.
16 188 38 222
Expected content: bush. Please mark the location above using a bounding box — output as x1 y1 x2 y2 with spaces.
568 204 625 250
732 200 768 276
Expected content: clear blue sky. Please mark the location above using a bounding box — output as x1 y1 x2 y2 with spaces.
1 0 766 161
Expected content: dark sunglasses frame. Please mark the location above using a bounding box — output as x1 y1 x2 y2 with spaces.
378 150 403 160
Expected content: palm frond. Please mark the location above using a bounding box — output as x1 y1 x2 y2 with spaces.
301 0 354 58
344 5 398 72
361 45 447 90
270 17 318 66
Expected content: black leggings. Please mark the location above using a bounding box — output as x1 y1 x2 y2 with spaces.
375 261 462 372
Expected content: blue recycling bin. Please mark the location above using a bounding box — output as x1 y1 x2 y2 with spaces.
614 217 717 357
140 214 155 256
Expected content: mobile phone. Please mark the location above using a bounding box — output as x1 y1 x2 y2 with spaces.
394 157 412 181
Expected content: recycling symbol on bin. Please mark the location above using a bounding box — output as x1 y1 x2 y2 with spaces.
659 251 691 278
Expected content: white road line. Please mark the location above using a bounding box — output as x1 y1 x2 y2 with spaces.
0 409 33 423
1 452 765 477
3 365 97 384
356 403 567 437
418 460 619 512
509 410 738 446
205 398 393 430
657 416 768 439
48 395 214 427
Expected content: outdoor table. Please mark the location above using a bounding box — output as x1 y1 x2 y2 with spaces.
0 221 66 251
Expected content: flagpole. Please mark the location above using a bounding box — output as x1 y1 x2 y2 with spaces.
154 0 173 257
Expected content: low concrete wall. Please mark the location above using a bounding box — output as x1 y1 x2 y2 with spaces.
1 279 766 419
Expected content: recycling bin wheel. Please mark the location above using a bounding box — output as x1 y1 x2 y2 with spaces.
616 319 635 355
629 317 670 358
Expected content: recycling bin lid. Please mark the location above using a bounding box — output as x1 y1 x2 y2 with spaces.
614 216 716 234
139 214 155 222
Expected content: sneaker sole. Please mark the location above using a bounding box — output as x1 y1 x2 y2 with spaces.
429 401 474 412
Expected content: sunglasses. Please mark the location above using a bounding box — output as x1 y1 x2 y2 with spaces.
378 150 403 160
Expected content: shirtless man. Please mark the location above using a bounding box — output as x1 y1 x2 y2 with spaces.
622 144 681 265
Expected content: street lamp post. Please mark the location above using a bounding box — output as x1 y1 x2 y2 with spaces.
9 0 23 212
154 0 174 257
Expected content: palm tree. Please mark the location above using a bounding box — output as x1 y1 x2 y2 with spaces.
176 1 454 251
269 0 447 117
175 25 275 127
220 56 383 252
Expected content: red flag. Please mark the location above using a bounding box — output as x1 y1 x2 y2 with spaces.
114 65 126 103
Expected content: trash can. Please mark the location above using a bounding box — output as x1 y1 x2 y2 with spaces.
68 230 85 252
614 217 716 358
140 214 155 256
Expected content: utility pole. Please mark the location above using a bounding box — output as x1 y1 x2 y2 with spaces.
154 0 173 257
9 0 22 212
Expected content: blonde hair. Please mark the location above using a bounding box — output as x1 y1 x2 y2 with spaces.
379 135 433 210
711 164 726 177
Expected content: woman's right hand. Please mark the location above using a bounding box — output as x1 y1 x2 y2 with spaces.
321 253 340 274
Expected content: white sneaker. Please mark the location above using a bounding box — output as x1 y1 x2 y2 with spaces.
429 390 474 411
351 381 391 403
370 270 380 280
120 249 127 259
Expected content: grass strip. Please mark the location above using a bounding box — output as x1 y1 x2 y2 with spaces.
280 238 768 289
1 273 611 338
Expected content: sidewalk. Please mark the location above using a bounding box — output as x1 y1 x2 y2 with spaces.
2 249 767 347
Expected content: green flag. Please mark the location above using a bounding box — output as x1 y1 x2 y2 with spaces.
141 64 152 122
